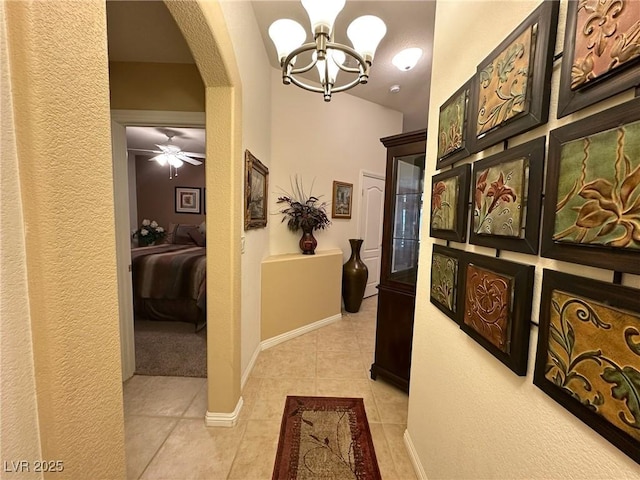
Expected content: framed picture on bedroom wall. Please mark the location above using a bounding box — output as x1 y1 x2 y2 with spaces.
470 136 545 254
430 164 471 243
541 97 640 274
467 0 559 153
244 149 269 230
534 269 640 464
460 252 534 376
175 186 201 214
557 0 640 118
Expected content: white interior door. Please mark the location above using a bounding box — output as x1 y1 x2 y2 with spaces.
111 119 136 381
359 172 385 298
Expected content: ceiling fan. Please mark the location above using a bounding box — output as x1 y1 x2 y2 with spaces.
128 133 205 167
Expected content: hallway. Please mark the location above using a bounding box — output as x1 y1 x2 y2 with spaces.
123 296 416 479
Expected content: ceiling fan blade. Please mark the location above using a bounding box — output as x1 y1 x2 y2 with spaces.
181 151 206 159
177 153 203 166
128 148 162 154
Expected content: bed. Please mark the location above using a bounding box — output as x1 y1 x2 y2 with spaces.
131 223 207 331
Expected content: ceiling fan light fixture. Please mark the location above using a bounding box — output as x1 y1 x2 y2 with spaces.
270 0 386 101
392 47 423 71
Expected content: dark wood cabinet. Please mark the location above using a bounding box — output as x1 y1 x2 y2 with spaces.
370 129 426 393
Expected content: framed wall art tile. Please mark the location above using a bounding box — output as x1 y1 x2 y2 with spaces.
430 244 464 323
557 0 640 118
436 79 473 168
541 97 640 273
460 252 534 376
470 136 545 254
430 164 471 243
534 269 640 464
468 0 559 153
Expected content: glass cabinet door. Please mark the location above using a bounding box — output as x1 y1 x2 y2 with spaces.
389 153 425 285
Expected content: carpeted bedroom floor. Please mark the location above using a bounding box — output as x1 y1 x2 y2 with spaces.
134 319 206 378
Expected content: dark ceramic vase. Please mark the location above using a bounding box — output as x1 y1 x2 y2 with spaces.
342 239 368 313
299 226 317 255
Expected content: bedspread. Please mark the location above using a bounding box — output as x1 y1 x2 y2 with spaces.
131 244 206 311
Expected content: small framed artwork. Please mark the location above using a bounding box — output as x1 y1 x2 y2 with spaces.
461 252 534 376
430 164 471 243
541 97 640 274
175 186 201 214
470 136 545 254
436 78 472 168
557 0 640 118
430 244 464 323
534 269 640 464
331 181 353 219
244 150 269 230
468 1 559 153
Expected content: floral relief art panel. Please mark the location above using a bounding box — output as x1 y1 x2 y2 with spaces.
571 0 640 90
543 289 640 444
431 252 459 314
431 176 459 231
553 119 640 251
476 26 534 137
474 157 526 238
464 264 513 354
438 90 467 159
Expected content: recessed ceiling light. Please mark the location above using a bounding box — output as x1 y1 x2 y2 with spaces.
389 84 401 94
392 47 423 71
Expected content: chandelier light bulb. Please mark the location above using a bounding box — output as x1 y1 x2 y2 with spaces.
347 15 387 62
301 0 345 35
269 19 306 63
392 47 423 71
314 49 346 85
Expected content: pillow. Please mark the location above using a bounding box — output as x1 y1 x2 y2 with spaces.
198 221 206 235
188 228 206 247
166 223 199 245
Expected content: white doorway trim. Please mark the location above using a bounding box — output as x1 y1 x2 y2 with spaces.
111 109 205 380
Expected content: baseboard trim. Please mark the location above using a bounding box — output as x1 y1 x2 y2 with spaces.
205 396 244 427
242 344 261 389
404 429 428 480
261 313 342 351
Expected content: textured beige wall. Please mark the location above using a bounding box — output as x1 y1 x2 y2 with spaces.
408 1 640 478
4 1 126 477
165 0 243 413
108 61 205 112
0 3 43 476
261 249 343 340
219 0 273 378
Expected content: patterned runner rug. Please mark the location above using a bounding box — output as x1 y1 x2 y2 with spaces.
272 396 381 479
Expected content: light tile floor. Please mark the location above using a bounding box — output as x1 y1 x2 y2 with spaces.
123 296 417 479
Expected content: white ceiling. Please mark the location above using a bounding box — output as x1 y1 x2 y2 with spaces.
107 0 436 149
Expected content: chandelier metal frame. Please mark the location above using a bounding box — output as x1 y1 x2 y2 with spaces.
279 26 371 102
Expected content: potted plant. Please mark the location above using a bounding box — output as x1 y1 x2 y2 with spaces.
133 219 166 247
277 177 331 255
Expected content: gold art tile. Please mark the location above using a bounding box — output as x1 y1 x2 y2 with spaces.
476 26 534 136
545 290 640 442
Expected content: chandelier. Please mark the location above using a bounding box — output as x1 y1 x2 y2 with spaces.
268 0 386 102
